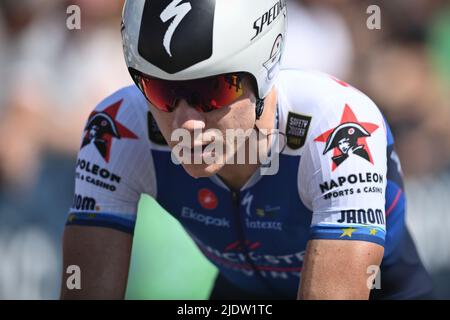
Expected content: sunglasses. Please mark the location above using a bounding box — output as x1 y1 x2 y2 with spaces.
129 68 249 113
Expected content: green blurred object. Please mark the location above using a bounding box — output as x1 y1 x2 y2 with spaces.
428 6 450 85
126 195 218 299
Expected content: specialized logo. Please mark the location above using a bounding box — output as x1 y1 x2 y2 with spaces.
160 0 192 57
198 188 218 210
252 0 286 40
138 0 216 74
241 192 283 231
242 192 254 217
314 104 379 170
81 100 138 162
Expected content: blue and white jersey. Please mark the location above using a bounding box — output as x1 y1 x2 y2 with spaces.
67 69 431 298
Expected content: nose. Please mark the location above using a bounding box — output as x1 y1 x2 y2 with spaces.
172 98 206 132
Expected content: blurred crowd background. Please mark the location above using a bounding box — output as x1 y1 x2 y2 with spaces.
0 0 449 299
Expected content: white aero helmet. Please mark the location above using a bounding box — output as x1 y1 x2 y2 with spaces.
122 0 287 117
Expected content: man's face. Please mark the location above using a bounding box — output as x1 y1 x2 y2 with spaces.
338 137 351 154
149 75 257 178
89 125 99 141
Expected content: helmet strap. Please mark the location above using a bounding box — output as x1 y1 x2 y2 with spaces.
255 98 265 120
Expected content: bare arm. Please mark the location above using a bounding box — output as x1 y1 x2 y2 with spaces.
298 239 384 300
60 225 133 300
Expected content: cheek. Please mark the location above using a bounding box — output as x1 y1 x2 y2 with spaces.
150 110 175 142
218 100 255 131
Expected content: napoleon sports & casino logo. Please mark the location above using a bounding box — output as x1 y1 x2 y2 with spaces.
314 104 379 171
81 100 138 162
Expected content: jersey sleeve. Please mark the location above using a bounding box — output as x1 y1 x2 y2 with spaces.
66 87 156 234
299 93 388 247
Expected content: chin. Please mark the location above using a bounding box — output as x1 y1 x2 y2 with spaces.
181 162 225 179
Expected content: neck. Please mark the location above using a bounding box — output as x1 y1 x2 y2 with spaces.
217 87 278 191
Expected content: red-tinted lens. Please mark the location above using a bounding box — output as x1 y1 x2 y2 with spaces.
140 76 177 112
199 74 245 111
134 71 246 112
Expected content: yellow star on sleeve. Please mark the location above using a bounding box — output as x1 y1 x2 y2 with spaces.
340 227 357 238
369 228 378 236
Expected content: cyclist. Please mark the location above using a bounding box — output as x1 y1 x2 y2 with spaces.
60 0 433 299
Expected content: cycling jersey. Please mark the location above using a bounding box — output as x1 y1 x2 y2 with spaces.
67 69 432 299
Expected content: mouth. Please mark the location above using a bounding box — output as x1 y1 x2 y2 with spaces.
171 138 222 165
192 143 218 160
184 143 209 151
180 142 213 157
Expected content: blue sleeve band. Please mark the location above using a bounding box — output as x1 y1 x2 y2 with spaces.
310 225 385 247
66 211 136 235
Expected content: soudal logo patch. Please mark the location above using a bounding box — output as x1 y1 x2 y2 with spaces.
81 100 138 162
314 104 379 171
138 0 216 74
286 112 312 150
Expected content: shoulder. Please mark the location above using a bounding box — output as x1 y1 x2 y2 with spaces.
92 85 149 123
277 69 384 121
76 85 157 199
281 71 389 247
81 85 149 160
68 86 156 233
92 85 170 151
276 69 387 155
83 85 152 155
